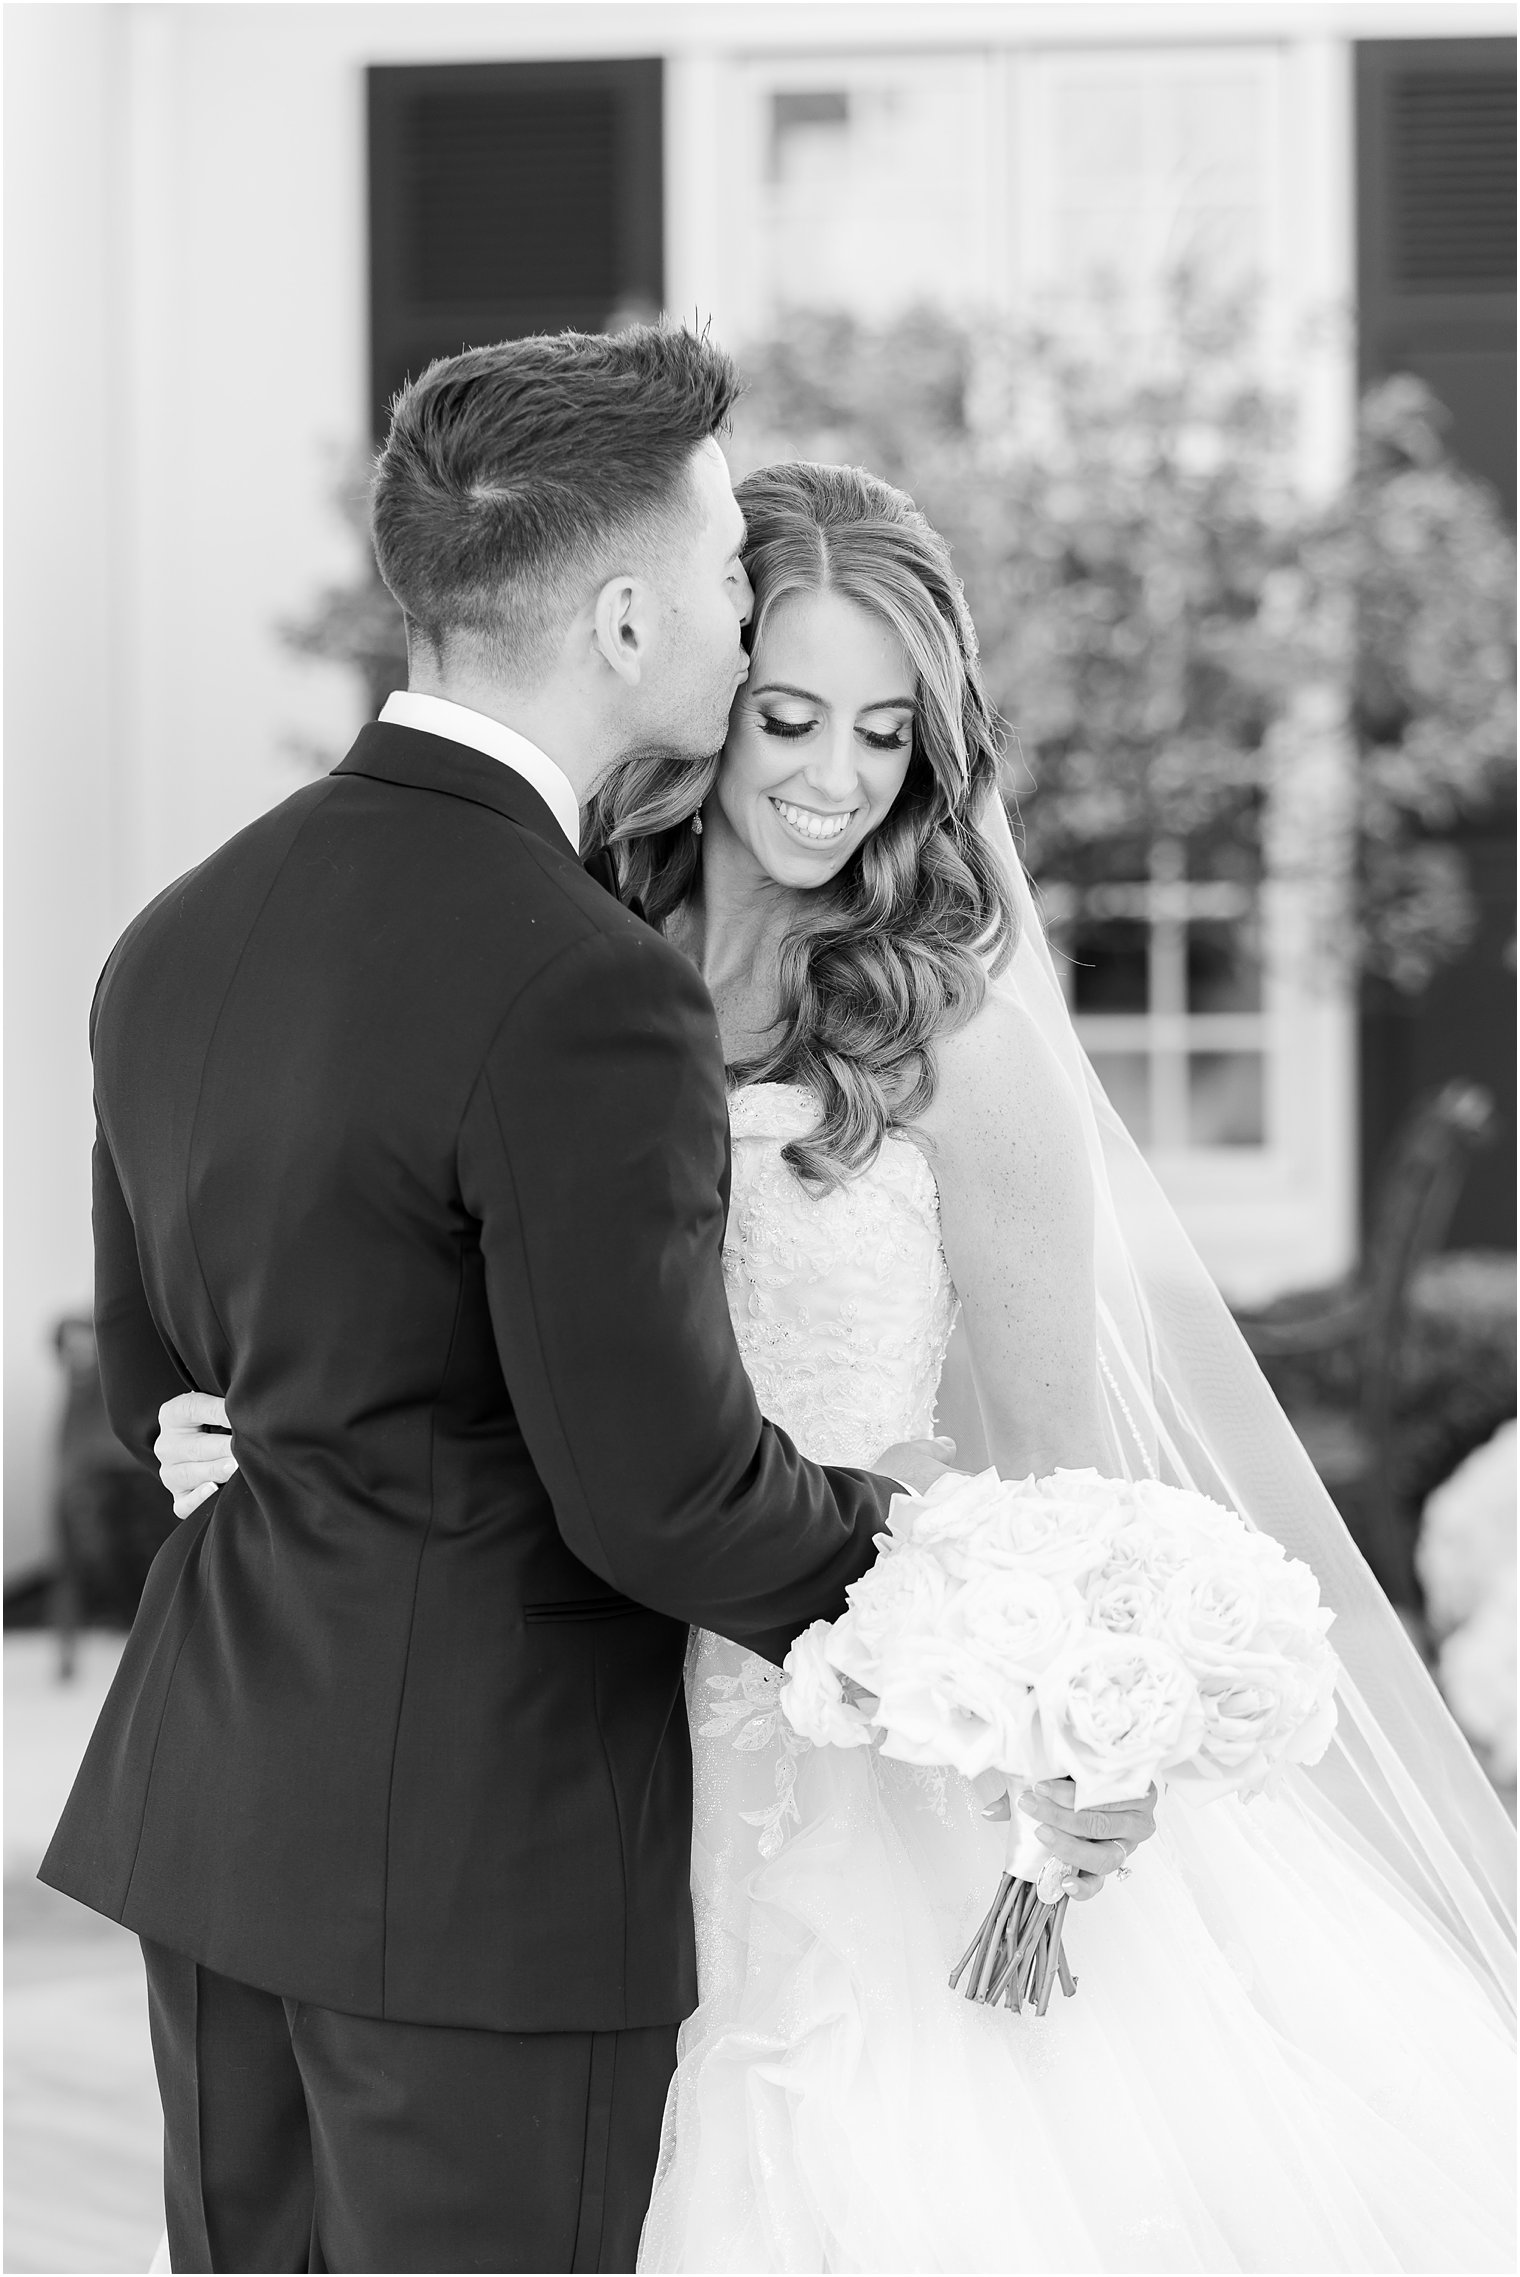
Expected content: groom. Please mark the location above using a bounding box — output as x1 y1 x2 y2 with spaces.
43 327 1140 2274
42 327 940 2273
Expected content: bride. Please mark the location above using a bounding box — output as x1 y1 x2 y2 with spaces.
158 460 1515 2271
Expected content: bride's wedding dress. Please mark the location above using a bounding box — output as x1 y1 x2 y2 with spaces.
639 1083 1515 2274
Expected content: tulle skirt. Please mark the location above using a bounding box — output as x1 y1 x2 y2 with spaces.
638 1637 1515 2274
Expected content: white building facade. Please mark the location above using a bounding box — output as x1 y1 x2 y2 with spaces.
5 0 1510 1578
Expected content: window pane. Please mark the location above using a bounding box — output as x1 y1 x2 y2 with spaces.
1188 1053 1265 1146
1187 914 1262 1012
1090 1052 1152 1145
1070 919 1149 1012
771 89 850 161
1042 57 1272 300
751 60 989 322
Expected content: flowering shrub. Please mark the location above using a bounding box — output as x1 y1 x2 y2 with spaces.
1248 1251 1516 1518
1417 1419 1517 1786
1398 1254 1518 1509
1314 381 1518 990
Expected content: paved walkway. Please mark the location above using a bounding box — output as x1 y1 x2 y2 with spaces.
5 1633 163 2275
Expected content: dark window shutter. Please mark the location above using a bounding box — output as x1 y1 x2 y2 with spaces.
369 60 662 437
1389 69 1516 289
1356 37 1516 517
1354 38 1516 1251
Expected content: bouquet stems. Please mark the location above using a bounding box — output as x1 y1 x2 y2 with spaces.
948 1823 1078 2015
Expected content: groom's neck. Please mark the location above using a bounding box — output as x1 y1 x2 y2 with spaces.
406 661 609 809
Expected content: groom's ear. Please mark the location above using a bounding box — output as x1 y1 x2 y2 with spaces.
590 574 650 688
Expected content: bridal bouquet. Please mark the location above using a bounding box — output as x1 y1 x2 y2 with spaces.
780 1468 1340 2016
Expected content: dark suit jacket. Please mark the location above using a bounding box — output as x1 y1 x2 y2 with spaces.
40 722 893 2032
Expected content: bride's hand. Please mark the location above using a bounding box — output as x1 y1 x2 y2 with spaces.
1006 1777 1159 1902
871 1436 958 1494
154 1390 236 1518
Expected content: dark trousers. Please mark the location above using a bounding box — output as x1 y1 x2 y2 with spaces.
141 1940 679 2273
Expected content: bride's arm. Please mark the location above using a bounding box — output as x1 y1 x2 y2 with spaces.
916 990 1100 1478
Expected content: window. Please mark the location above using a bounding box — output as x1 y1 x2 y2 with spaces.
1041 61 1270 300
1045 840 1269 1155
1011 44 1288 366
733 54 995 334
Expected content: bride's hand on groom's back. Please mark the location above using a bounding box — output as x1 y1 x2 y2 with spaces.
155 1391 236 1518
871 1436 959 1496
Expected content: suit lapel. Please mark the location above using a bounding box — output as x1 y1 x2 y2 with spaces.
332 722 575 854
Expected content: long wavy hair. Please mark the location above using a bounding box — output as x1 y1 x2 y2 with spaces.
586 461 1018 1187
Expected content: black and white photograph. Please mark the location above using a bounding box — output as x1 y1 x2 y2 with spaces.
4 3 1515 2272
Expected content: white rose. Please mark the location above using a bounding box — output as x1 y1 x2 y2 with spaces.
1026 1472 1134 1553
1033 1468 1135 1517
830 1545 953 1689
1131 1480 1244 1549
1252 1552 1336 1649
946 1567 1086 1681
940 1491 1117 1588
1085 1570 1167 1638
1184 1666 1296 1792
1171 1633 1339 1798
889 1466 1018 1554
873 1632 1036 1779
1273 1634 1340 1769
780 1623 876 1750
1157 1560 1265 1667
1091 1517 1193 1595
1176 1565 1334 1689
1032 1632 1205 1808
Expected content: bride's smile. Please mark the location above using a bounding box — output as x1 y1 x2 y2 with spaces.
767 797 854 845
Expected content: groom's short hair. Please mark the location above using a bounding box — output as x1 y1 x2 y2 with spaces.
371 326 740 685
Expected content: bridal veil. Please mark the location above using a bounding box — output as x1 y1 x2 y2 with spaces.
965 787 1516 2027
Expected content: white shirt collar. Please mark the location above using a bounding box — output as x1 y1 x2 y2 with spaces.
378 691 581 853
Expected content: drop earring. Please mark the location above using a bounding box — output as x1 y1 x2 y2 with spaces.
691 812 704 836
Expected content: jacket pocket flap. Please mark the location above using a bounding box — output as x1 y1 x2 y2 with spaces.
521 1594 644 1624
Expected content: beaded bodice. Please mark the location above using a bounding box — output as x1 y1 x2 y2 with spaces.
722 1083 959 1465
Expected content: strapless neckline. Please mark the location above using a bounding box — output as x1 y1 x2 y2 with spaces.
726 1079 937 1188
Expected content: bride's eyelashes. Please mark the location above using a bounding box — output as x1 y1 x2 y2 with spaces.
756 714 911 753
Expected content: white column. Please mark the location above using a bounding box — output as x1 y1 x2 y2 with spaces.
1287 33 1357 506
113 3 187 919
1283 31 1359 1276
3 3 124 1577
664 47 740 347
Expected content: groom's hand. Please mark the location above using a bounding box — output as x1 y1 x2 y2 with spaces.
871 1436 958 1495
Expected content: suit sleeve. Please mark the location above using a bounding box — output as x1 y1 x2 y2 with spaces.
90 956 190 1471
458 925 893 1660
